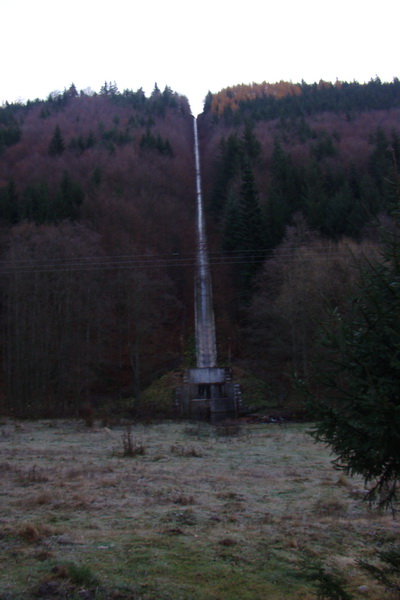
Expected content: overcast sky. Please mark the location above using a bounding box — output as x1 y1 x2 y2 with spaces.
1 0 399 115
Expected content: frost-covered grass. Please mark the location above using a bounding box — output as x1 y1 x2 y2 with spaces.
0 419 397 599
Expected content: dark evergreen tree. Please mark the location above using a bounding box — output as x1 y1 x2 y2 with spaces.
55 171 84 220
303 160 376 239
91 166 102 187
66 83 78 98
69 130 96 153
302 176 400 509
265 138 300 247
22 182 50 223
222 162 266 297
139 130 174 156
242 121 261 162
302 161 328 232
223 162 265 253
100 81 118 96
221 191 241 253
203 91 213 113
0 121 21 152
322 183 357 237
369 128 392 192
0 105 22 152
48 124 65 156
392 130 400 167
0 179 19 223
264 189 290 249
270 138 299 205
208 134 243 215
310 132 338 161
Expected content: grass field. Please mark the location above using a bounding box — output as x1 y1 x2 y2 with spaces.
0 419 398 599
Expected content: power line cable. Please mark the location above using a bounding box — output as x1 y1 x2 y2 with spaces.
0 243 380 274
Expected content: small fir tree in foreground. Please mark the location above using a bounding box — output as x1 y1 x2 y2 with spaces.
302 174 400 510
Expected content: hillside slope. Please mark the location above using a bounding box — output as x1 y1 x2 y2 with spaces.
0 85 196 416
1 79 400 416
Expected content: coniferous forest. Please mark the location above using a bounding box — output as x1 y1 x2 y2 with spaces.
1 78 400 418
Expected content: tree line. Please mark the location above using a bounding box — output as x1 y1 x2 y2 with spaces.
203 78 400 123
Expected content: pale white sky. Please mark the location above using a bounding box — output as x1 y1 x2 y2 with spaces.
1 0 399 116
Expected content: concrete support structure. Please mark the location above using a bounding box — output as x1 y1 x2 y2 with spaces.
176 367 242 422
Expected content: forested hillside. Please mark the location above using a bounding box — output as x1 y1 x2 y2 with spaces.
1 78 399 417
0 84 195 416
198 78 400 397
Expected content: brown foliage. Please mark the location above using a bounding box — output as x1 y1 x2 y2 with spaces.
209 81 302 116
0 91 196 416
246 217 381 379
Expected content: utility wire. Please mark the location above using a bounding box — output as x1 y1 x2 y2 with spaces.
0 242 379 274
0 250 379 275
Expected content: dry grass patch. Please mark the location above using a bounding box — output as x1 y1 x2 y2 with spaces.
170 443 203 457
0 419 398 599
